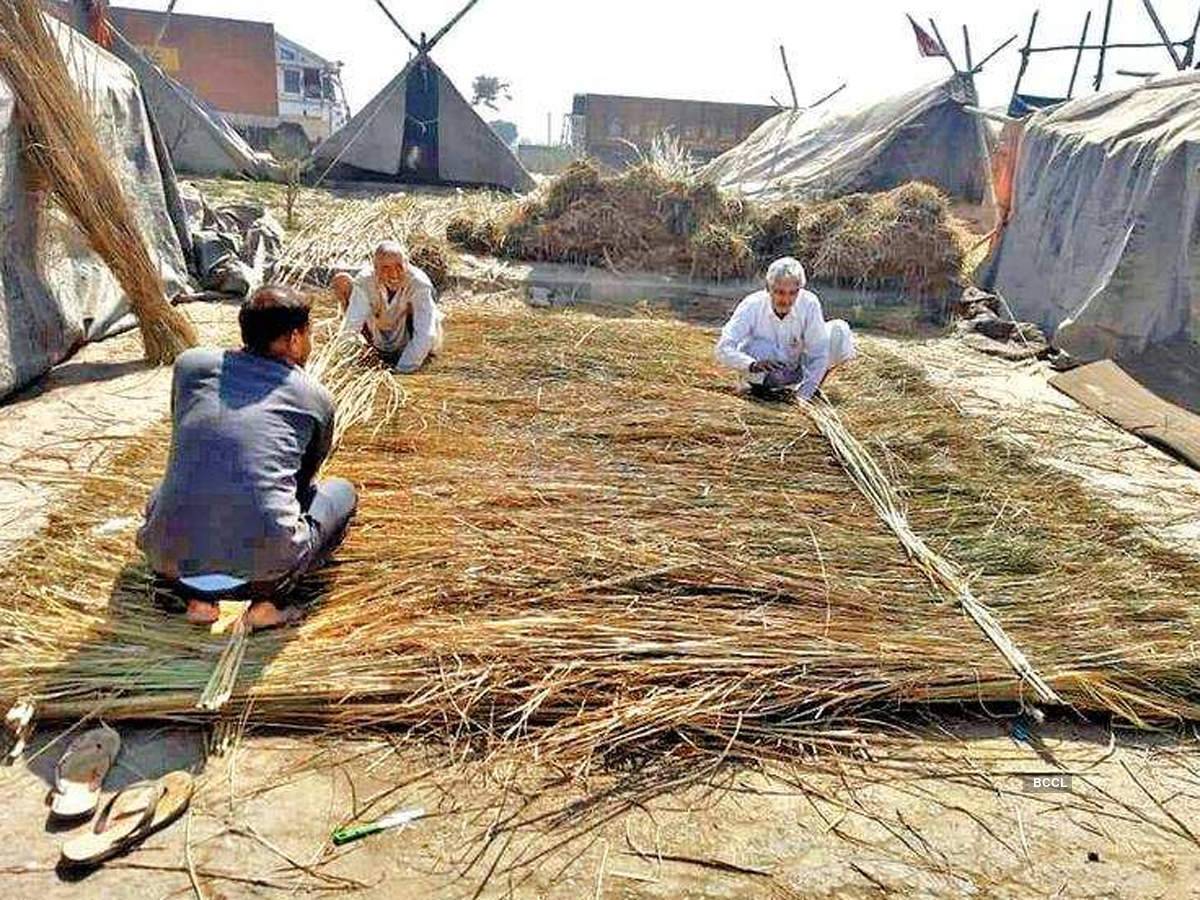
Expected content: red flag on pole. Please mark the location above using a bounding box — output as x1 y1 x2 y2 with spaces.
906 14 946 58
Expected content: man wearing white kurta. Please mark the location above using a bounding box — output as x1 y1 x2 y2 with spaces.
336 241 444 374
715 257 856 400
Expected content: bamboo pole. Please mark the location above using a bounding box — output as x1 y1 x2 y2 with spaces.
1095 0 1115 91
779 45 799 109
1067 11 1093 98
1185 3 1200 67
929 18 959 73
971 34 1018 74
1140 0 1185 69
1012 11 1039 106
962 24 974 72
427 0 484 52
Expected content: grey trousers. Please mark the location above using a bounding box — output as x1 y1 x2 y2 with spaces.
155 477 357 606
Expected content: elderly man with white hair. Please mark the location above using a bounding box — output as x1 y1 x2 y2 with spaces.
332 240 444 374
715 257 856 401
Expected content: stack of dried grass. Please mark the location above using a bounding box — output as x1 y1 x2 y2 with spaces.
2 303 1198 764
274 193 487 293
445 160 970 296
0 0 195 362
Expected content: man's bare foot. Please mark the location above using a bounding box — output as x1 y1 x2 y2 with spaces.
185 599 219 626
245 601 305 631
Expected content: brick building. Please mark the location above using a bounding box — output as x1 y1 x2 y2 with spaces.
49 3 348 146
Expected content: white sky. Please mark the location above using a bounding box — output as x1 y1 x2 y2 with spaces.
115 0 1200 141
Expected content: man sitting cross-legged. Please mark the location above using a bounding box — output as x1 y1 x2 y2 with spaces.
331 240 443 374
137 285 357 630
715 256 856 401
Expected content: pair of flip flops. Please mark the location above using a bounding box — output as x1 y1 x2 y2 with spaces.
51 725 194 867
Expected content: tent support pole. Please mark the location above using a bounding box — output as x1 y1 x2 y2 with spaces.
962 25 974 72
427 0 484 52
1183 3 1200 67
929 18 959 73
1011 10 1039 106
1094 0 1115 90
970 35 1018 74
779 45 799 109
1067 11 1093 98
808 82 847 109
1140 0 1185 69
371 0 422 52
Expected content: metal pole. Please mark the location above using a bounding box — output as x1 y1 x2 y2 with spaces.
1067 11 1092 98
1094 0 1114 90
1140 0 1185 69
1012 11 1039 104
779 45 799 109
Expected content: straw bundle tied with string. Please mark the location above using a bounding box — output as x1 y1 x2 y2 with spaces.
0 0 196 363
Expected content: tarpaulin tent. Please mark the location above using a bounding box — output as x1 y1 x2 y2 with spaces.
311 53 534 193
703 74 991 204
980 72 1200 362
107 28 277 180
0 16 190 400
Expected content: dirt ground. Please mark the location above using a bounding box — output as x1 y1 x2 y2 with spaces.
3 299 1200 898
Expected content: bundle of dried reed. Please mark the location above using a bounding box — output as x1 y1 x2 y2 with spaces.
1 304 1197 766
0 0 196 362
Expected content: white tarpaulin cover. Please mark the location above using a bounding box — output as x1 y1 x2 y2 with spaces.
982 72 1200 361
703 75 990 203
312 54 535 193
0 17 190 400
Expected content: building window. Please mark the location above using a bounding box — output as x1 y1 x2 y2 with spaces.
280 47 296 62
283 68 302 96
303 68 323 100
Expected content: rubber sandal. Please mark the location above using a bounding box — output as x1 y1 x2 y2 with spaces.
60 780 163 867
144 771 195 837
50 725 121 819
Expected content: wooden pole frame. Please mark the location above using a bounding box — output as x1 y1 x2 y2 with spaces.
371 0 422 52
970 34 1018 74
962 24 974 72
427 0 483 53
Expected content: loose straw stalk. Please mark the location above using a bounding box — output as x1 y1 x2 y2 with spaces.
0 1 196 363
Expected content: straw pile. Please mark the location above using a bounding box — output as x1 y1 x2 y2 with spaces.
2 302 1198 764
0 0 196 363
274 193 484 292
445 160 969 295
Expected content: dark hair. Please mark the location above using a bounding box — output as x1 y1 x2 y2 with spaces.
239 285 312 354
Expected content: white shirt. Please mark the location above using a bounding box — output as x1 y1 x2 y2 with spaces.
714 288 830 399
339 264 441 373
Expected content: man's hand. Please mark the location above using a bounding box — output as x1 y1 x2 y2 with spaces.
749 359 786 374
394 362 419 376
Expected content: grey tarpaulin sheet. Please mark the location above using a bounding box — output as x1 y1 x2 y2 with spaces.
0 16 190 401
981 72 1200 362
311 55 535 193
703 74 990 203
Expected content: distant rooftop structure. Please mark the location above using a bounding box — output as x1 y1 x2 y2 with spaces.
101 5 349 146
569 93 779 169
